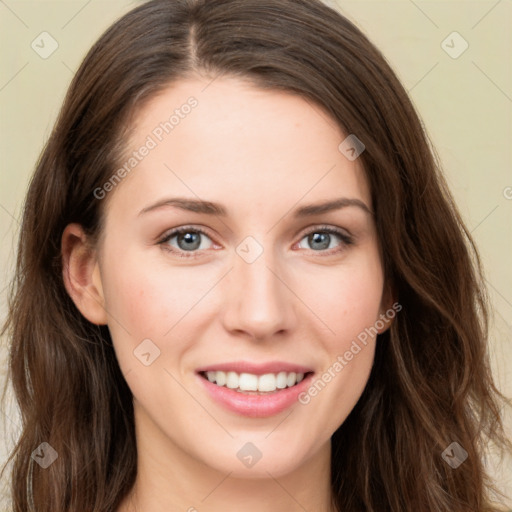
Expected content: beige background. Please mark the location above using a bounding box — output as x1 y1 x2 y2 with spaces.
0 0 510 508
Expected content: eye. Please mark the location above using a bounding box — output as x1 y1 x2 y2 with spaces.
158 226 215 257
158 225 353 259
296 226 353 254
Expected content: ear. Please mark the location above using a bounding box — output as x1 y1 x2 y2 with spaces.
61 223 108 325
376 280 398 335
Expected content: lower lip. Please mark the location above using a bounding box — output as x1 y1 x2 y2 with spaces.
196 372 314 418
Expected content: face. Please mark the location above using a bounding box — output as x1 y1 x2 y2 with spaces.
91 77 389 479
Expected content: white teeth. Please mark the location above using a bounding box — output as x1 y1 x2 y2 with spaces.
276 371 288 389
238 373 258 391
258 373 277 392
216 371 226 386
203 370 308 392
226 371 239 389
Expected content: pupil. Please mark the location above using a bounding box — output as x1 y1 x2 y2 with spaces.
310 233 329 250
178 232 201 250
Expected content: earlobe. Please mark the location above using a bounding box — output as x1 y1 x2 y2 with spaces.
61 223 108 325
377 283 398 334
376 311 393 335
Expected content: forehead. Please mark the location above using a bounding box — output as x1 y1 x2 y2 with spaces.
106 76 371 220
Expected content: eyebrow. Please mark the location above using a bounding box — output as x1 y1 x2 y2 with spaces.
138 197 372 217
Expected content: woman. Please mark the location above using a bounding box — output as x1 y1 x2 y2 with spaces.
1 0 510 510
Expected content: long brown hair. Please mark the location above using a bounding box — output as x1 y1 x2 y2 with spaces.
1 0 510 510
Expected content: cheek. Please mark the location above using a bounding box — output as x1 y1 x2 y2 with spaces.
101 248 213 337
103 243 383 329
297 265 381 433
300 252 384 344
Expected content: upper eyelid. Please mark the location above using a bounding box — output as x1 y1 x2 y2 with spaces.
159 225 214 243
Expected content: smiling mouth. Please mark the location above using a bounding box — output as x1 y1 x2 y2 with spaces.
199 370 314 394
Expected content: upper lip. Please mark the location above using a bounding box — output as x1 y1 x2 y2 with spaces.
196 361 314 376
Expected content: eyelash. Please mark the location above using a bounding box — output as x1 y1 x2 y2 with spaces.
157 225 353 259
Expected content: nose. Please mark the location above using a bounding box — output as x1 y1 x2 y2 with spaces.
220 245 297 341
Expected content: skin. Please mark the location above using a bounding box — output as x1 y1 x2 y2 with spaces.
62 76 392 512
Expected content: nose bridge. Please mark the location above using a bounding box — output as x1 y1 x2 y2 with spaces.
221 238 295 338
